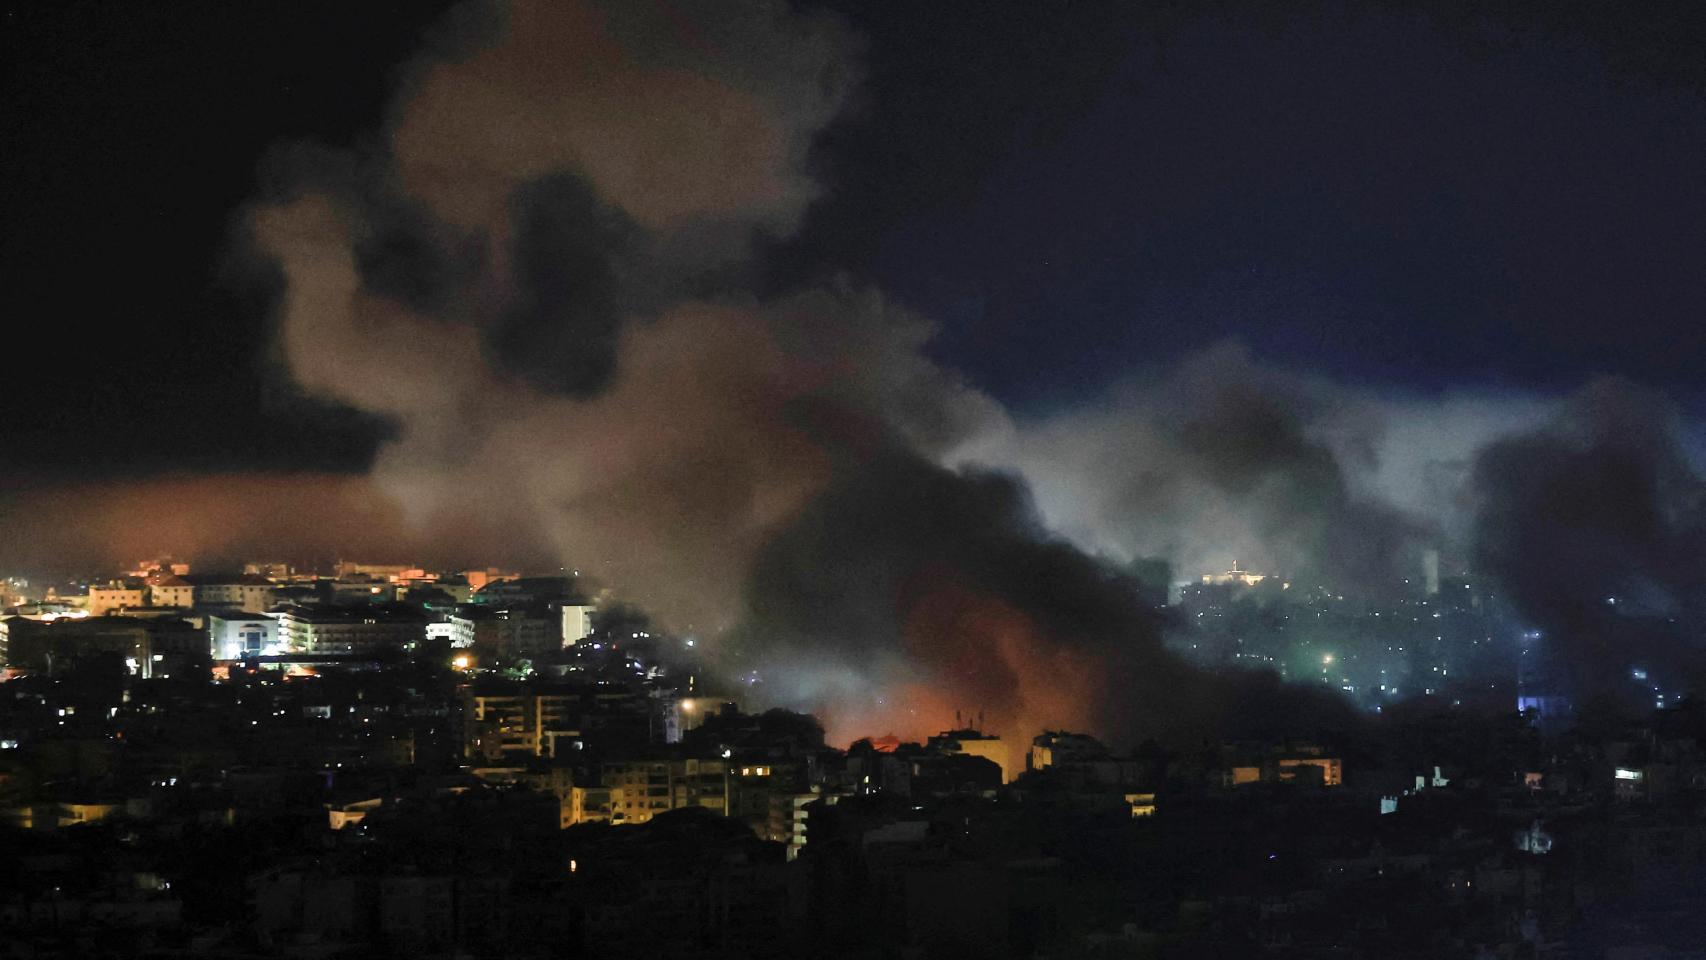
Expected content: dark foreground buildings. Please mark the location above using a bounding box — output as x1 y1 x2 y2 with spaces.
7 658 1706 958
3 568 1706 957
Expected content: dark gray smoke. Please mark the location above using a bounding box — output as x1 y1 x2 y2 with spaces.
732 437 1359 748
1472 379 1706 703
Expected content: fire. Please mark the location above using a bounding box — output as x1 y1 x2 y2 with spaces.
819 578 1111 762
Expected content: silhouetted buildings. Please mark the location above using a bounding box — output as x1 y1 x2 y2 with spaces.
8 559 1706 957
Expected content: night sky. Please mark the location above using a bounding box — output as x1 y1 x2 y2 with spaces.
8 1 1706 481
11 13 1706 952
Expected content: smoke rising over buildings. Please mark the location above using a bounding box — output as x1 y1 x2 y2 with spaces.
5 0 1706 743
957 344 1452 594
242 0 1376 744
1472 380 1706 704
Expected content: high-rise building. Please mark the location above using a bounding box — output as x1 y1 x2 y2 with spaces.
560 603 595 646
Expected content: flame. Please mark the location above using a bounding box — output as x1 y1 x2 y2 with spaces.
819 577 1112 762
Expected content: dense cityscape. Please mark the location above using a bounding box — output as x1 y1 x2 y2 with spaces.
1 557 1703 957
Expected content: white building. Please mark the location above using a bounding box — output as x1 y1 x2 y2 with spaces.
1201 560 1267 587
184 574 276 614
560 604 595 646
88 582 146 616
275 607 427 655
147 574 195 609
208 613 280 660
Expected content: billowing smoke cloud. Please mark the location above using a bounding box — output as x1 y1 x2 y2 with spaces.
953 343 1549 594
1472 379 1706 702
388 0 852 235
11 0 1696 748
240 0 1374 748
731 443 1363 749
248 0 882 632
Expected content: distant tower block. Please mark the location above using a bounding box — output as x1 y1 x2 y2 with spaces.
560 603 595 647
1422 549 1440 595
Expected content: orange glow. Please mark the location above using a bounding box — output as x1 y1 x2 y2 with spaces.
0 472 565 583
819 578 1111 774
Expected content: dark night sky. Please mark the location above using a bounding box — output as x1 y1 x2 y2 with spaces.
6 0 1706 478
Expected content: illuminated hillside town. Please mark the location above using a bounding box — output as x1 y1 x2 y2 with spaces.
1 554 1702 957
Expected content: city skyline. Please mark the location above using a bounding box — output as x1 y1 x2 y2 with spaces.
5 4 1706 954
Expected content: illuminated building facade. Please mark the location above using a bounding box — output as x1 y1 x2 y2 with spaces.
334 561 412 580
567 785 613 826
4 801 122 831
462 690 586 761
928 728 1012 781
560 603 595 646
183 573 276 613
146 573 195 608
208 612 279 660
596 757 731 825
1222 743 1344 787
1278 755 1343 787
1201 560 1268 587
326 576 397 604
461 568 521 591
88 581 146 616
276 606 426 655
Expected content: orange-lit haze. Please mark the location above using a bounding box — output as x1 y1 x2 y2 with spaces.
0 474 419 574
814 584 1110 778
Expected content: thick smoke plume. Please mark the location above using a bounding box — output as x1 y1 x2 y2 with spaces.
732 444 1362 749
243 0 1350 747
1472 380 1706 703
250 0 880 633
954 344 1547 594
10 0 1700 747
